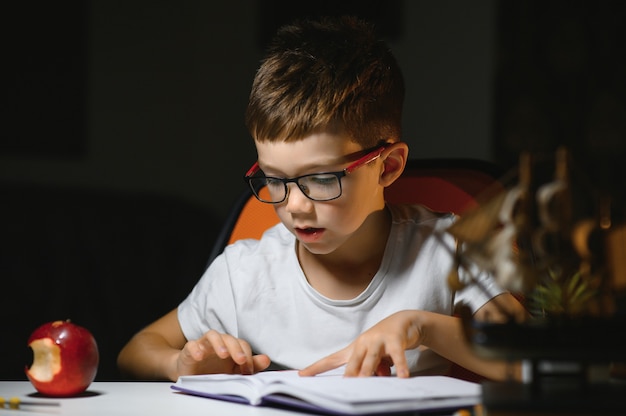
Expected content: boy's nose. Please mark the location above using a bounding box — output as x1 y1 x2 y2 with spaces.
284 183 314 212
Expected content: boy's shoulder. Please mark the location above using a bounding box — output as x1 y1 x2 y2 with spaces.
387 203 457 254
224 222 294 257
388 203 456 228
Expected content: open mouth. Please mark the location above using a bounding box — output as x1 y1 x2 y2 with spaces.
294 227 325 241
298 227 321 234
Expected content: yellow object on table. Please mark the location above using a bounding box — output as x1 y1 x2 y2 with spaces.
0 396 60 410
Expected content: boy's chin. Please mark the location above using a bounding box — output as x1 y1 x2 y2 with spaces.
298 240 338 256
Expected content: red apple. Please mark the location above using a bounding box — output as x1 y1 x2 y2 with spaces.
25 320 99 397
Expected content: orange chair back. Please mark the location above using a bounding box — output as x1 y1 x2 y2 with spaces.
227 195 279 245
385 159 504 213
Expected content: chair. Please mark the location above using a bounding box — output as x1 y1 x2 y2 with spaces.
207 158 505 264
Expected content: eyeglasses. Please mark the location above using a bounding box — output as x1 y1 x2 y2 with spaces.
244 145 387 204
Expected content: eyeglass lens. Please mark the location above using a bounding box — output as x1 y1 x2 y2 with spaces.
250 173 342 203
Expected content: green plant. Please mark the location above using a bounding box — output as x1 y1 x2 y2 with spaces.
529 268 598 317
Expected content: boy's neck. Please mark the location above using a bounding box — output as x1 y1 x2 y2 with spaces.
297 207 391 300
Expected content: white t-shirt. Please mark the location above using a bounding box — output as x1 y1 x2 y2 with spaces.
178 204 504 375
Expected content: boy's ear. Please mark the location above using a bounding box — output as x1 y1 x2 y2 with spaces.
379 142 409 187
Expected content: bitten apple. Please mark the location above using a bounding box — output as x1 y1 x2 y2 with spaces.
26 320 99 397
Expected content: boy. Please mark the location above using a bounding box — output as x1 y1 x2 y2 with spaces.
118 16 526 382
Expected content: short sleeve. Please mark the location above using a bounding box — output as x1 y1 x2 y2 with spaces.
453 262 507 314
177 252 239 341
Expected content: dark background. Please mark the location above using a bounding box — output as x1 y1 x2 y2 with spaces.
2 0 625 381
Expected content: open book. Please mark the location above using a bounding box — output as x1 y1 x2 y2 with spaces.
171 370 481 415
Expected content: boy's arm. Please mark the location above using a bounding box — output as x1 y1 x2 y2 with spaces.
117 308 188 381
300 293 527 381
117 308 272 381
411 292 526 381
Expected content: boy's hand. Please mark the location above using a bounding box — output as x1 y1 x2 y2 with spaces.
299 311 421 378
177 330 271 376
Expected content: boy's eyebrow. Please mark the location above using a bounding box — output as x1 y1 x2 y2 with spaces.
257 160 341 177
257 152 362 176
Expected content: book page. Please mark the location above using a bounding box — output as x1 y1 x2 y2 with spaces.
174 370 302 405
174 371 480 414
261 375 479 404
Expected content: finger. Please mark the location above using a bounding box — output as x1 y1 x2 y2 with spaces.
202 330 229 358
219 336 253 370
298 351 347 377
234 341 255 375
386 347 410 378
251 354 272 372
356 347 383 377
180 339 204 362
342 343 369 377
203 331 246 364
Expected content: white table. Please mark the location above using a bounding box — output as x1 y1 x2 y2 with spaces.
0 381 302 416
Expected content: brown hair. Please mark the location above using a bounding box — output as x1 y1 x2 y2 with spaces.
245 16 404 149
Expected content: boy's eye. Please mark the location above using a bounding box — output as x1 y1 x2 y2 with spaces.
306 174 337 186
265 177 283 188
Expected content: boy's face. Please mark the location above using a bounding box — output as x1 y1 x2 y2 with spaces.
254 132 386 255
